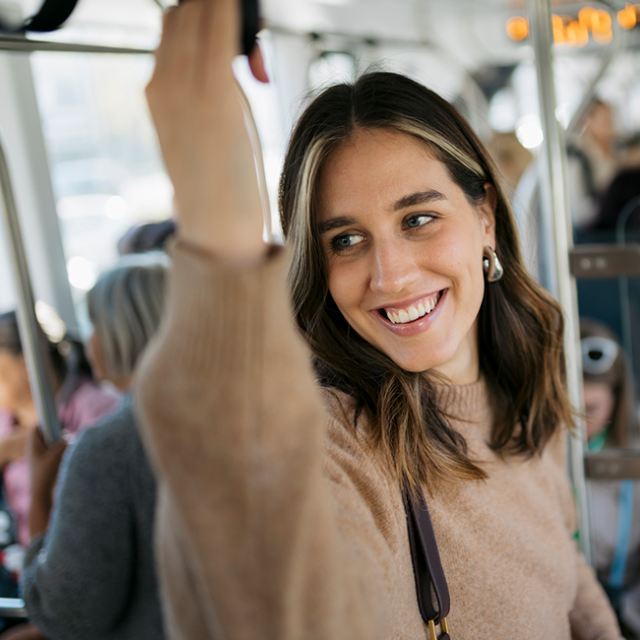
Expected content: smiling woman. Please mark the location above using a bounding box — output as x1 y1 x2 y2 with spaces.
280 72 572 492
136 2 622 638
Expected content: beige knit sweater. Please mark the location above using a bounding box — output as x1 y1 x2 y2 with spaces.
136 240 622 640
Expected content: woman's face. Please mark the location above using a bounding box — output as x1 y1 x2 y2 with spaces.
584 381 616 440
317 128 495 381
0 349 32 412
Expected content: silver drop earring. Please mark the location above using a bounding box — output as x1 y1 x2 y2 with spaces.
482 246 503 282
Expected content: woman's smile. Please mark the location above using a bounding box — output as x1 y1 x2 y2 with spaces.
378 289 443 324
373 288 447 337
317 127 495 381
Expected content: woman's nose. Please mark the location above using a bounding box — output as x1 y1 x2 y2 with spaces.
369 240 421 295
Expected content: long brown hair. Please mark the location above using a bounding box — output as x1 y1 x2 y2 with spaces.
279 72 572 490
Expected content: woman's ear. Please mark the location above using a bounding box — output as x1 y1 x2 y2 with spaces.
480 183 497 247
248 44 269 83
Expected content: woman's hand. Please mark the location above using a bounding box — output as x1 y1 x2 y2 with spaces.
146 0 267 264
27 428 67 537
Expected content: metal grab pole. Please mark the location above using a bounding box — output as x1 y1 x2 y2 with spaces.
0 34 153 55
0 133 62 445
527 0 592 564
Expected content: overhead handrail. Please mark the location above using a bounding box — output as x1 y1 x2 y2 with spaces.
267 24 433 50
0 133 62 445
0 33 153 54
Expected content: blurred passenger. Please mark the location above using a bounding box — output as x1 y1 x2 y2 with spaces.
595 168 640 233
568 100 619 231
0 311 119 552
117 219 176 255
17 254 167 640
593 137 640 234
582 319 640 639
488 131 533 197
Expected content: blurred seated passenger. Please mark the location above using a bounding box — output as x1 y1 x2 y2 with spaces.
568 100 619 231
593 137 640 234
582 319 640 639
488 131 533 198
117 219 176 256
594 168 640 233
18 254 167 640
0 311 119 553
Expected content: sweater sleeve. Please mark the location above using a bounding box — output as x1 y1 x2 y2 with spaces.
570 549 623 640
21 416 134 639
135 241 390 639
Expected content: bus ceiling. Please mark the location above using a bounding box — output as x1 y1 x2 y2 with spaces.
0 0 636 71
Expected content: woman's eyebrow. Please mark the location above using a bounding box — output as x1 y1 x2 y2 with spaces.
393 189 447 211
318 190 446 233
318 216 358 234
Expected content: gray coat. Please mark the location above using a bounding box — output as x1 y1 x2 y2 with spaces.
21 394 165 640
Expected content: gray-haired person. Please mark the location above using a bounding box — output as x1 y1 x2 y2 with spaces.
16 254 167 640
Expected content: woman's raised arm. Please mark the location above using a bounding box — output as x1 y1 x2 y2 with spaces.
145 0 266 264
136 1 391 637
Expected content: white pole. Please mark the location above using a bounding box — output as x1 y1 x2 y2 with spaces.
526 0 592 564
0 134 62 445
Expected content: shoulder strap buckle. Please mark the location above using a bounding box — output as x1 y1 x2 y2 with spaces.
428 616 450 640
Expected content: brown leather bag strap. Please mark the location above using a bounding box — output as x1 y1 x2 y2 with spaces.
404 480 451 638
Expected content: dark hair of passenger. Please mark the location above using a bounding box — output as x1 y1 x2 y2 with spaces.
0 310 91 385
279 71 573 491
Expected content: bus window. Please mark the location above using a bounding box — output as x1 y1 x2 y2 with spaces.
30 52 170 329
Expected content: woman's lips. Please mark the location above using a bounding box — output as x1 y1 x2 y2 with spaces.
373 289 447 337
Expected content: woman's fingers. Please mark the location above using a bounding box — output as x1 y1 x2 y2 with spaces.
152 7 181 82
152 0 240 88
172 1 207 88
199 0 240 75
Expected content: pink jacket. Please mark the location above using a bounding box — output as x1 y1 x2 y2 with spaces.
0 380 120 547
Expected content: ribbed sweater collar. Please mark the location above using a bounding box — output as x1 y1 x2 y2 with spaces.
432 376 493 431
434 376 486 414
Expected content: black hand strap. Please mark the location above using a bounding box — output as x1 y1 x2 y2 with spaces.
404 480 451 638
26 0 79 32
0 0 79 33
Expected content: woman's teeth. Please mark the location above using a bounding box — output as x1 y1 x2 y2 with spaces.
385 293 441 324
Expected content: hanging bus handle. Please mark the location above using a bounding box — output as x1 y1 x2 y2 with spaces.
0 133 62 446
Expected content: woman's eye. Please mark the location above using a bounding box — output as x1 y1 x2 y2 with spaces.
331 233 365 252
405 214 433 229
